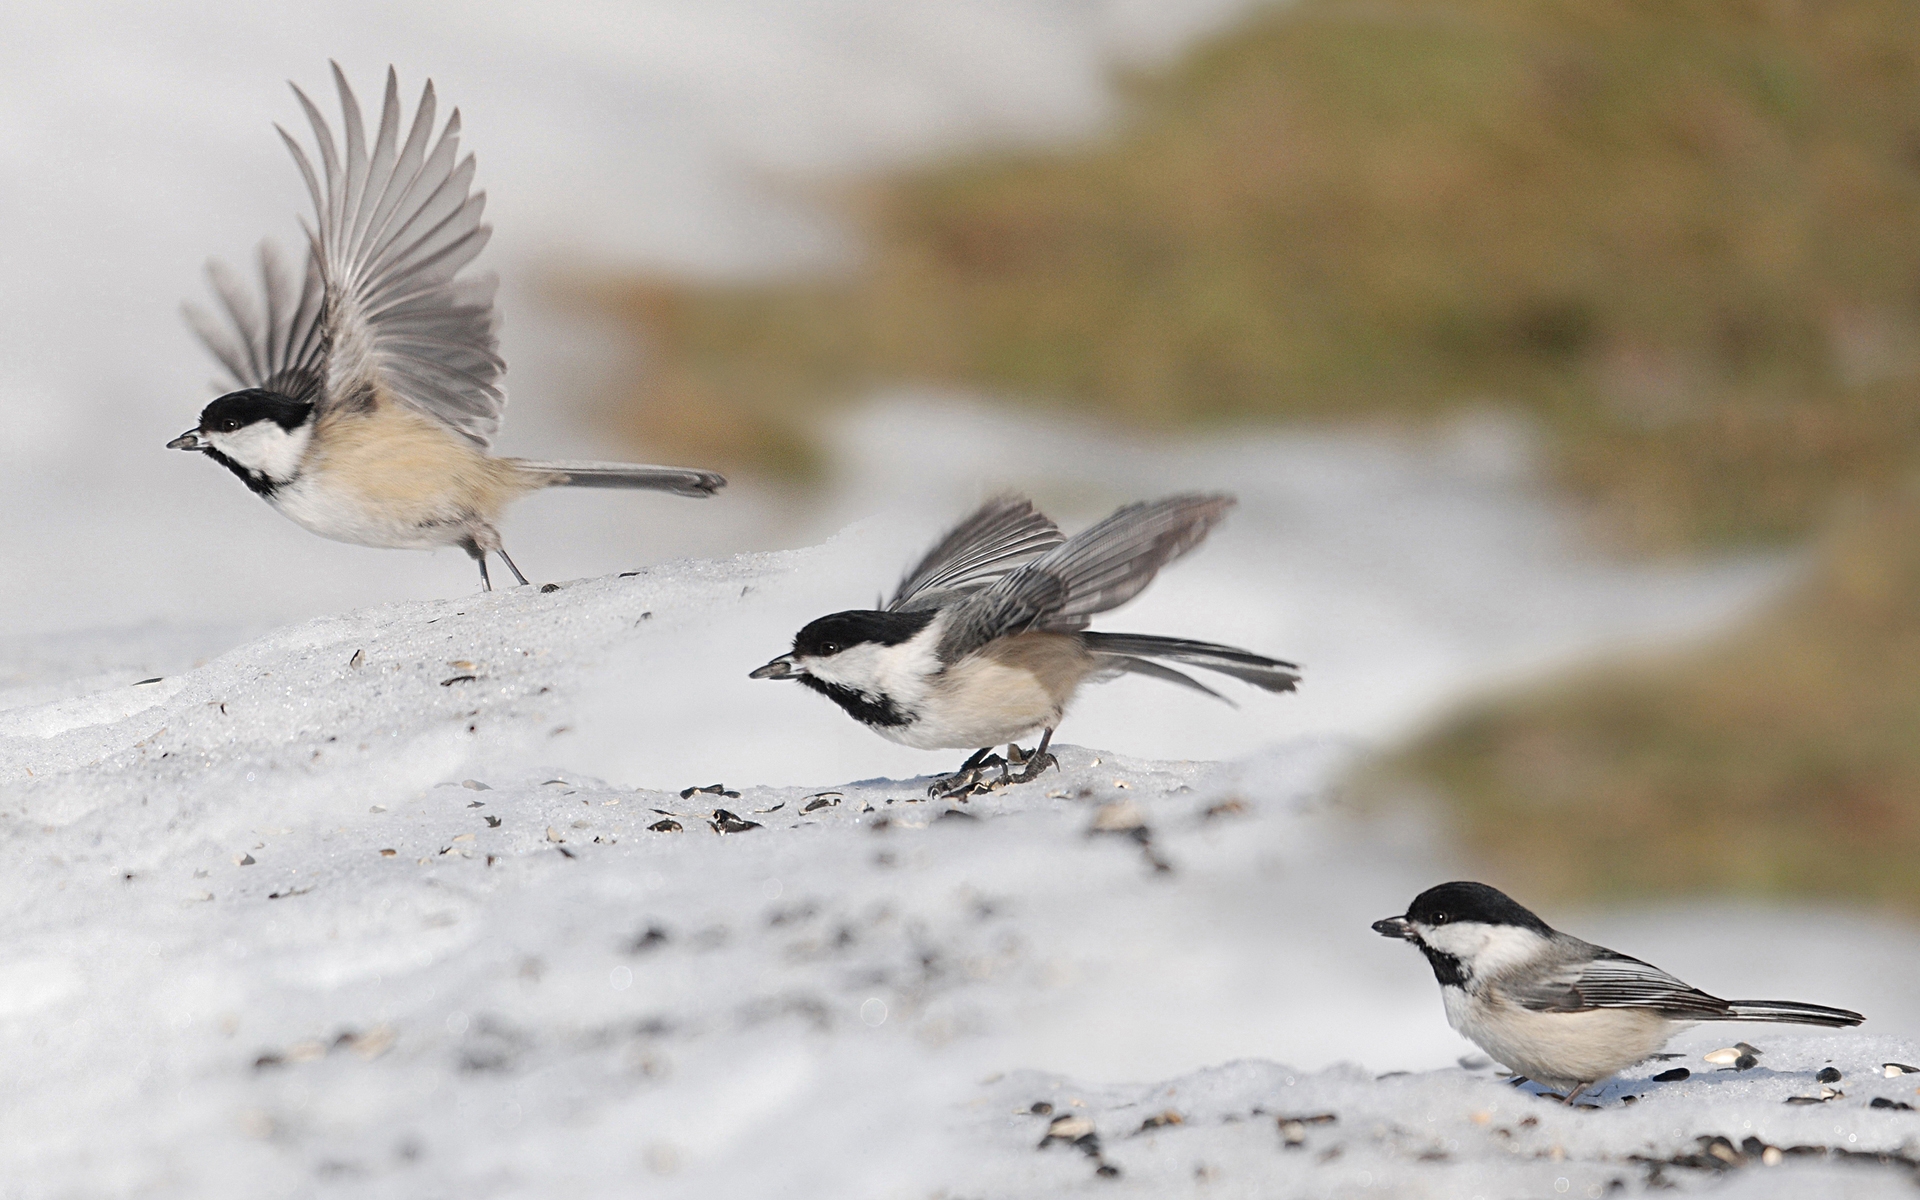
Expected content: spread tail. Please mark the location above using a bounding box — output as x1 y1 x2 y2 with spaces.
1084 632 1299 700
515 459 726 498
1724 999 1864 1028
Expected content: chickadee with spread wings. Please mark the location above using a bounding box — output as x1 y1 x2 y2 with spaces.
169 65 724 590
750 494 1299 796
1375 882 1863 1103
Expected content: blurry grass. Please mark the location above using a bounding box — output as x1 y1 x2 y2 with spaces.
1385 491 1920 910
574 0 1920 907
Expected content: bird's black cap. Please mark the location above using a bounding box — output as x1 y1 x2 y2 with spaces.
791 609 935 657
198 388 313 434
1403 881 1555 935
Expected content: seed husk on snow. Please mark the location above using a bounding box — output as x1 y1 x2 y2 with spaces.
1653 1067 1690 1082
1816 1067 1842 1083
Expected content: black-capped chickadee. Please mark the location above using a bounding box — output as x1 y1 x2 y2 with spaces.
750 494 1299 796
1374 881 1864 1102
169 65 725 590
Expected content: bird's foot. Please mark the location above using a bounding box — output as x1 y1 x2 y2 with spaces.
927 755 1006 800
998 741 1059 787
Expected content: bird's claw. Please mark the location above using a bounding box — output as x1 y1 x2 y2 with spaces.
928 755 1006 800
1006 750 1058 785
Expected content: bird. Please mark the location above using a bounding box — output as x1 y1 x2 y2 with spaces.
1374 881 1864 1103
749 493 1299 797
168 64 725 590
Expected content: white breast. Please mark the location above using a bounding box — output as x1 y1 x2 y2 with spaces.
873 651 1063 751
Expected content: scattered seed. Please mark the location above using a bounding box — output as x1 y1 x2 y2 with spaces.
349 649 365 669
803 796 839 813
1089 800 1146 833
1735 1054 1759 1071
1870 1097 1916 1111
379 849 397 857
753 802 785 814
448 660 475 671
1761 1146 1784 1165
267 886 312 900
1704 1048 1742 1065
937 808 978 823
1653 1068 1690 1082
233 854 255 866
1817 1067 1842 1083
545 827 564 842
648 818 683 833
1028 1102 1053 1116
1736 1042 1762 1056
1885 1063 1920 1077
709 810 761 834
484 815 502 828
1136 1110 1183 1133
628 926 670 953
440 675 476 686
462 780 491 791
539 583 560 593
369 805 386 813
1042 1115 1095 1144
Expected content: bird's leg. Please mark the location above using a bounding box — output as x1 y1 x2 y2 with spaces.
928 747 1001 800
462 537 495 592
1006 728 1057 784
496 548 531 587
1561 1082 1592 1107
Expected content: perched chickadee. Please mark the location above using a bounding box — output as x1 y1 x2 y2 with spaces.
750 494 1299 795
169 65 725 590
1375 881 1864 1102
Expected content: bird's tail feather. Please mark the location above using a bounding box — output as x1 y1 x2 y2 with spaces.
1084 632 1299 697
514 459 725 498
1725 1000 1864 1028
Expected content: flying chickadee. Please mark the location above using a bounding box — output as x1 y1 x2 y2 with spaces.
750 494 1299 796
169 65 725 590
1374 882 1863 1103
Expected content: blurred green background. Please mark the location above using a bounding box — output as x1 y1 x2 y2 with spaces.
570 0 1920 911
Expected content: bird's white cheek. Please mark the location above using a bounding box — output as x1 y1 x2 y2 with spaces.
207 422 312 481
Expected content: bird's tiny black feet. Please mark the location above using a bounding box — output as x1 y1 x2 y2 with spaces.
1001 729 1058 785
928 755 1007 800
1006 751 1058 785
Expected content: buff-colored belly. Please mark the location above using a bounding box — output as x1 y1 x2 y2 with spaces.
273 406 536 550
1447 988 1679 1088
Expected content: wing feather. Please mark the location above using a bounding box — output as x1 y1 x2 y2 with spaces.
1509 950 1734 1019
188 64 500 440
938 493 1234 659
888 496 1065 612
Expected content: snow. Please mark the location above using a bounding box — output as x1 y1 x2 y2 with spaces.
2 547 1914 1197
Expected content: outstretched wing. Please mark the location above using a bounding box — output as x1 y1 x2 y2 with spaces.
1508 949 1733 1020
183 240 328 403
937 493 1235 660
290 64 503 445
185 66 504 445
888 495 1065 612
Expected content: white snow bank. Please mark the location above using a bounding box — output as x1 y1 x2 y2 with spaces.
0 552 1911 1197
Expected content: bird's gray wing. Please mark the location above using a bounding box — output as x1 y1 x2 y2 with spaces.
183 239 328 404
887 495 1065 612
937 493 1235 660
284 64 503 446
1508 948 1733 1019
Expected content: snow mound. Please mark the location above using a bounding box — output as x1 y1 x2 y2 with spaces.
0 554 1911 1197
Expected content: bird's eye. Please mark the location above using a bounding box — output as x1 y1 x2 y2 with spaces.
1431 911 1450 925
820 642 841 655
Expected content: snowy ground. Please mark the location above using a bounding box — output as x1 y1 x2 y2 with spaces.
3 550 1915 1198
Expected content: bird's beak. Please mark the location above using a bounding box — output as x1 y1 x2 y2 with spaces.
749 654 796 680
1372 916 1412 940
167 430 205 451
